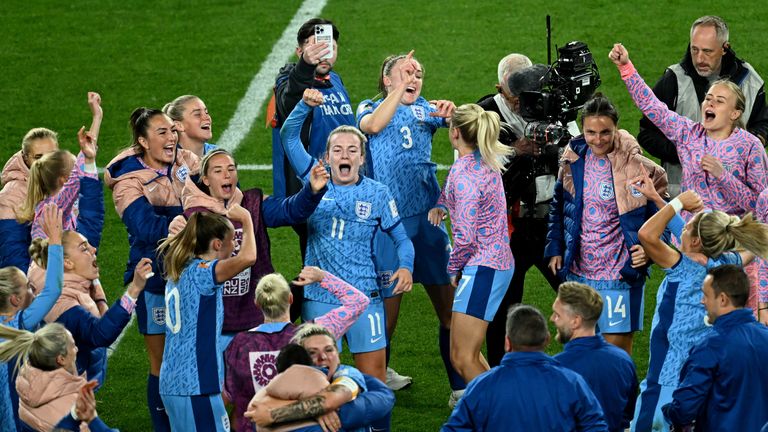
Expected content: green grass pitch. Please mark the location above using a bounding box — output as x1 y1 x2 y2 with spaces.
1 1 766 430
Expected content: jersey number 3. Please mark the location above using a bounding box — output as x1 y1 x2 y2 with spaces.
400 126 413 149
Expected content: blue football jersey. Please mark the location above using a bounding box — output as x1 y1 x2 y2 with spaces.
304 177 401 303
160 258 224 396
357 96 445 217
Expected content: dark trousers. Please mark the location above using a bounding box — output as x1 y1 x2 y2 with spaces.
289 222 308 323
486 218 560 366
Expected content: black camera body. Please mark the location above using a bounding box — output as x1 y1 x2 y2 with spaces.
519 41 601 146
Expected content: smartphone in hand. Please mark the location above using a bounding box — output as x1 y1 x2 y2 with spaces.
315 24 334 60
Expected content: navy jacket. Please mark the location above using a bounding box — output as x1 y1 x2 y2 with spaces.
545 134 668 284
555 335 639 432
442 351 608 431
662 308 768 431
56 300 131 388
0 176 104 273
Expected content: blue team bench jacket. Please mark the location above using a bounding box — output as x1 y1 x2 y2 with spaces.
544 131 669 285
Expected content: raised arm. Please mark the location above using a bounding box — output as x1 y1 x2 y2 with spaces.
275 42 330 122
358 51 416 135
638 191 703 268
280 90 323 181
215 204 257 284
637 70 683 163
260 161 328 227
21 204 64 329
86 92 103 149
610 44 696 148
295 267 370 340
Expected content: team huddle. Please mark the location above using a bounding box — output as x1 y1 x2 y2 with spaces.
1 13 768 432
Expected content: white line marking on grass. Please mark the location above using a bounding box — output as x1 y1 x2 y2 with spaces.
107 315 134 358
106 0 328 359
217 0 329 152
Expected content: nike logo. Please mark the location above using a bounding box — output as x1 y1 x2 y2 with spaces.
608 320 624 327
370 336 383 344
156 407 165 412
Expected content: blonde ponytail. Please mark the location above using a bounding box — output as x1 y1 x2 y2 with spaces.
255 274 291 320
0 322 69 374
29 230 75 269
18 150 74 223
451 104 512 173
694 211 768 259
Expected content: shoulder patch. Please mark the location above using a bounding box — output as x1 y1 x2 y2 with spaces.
389 199 399 218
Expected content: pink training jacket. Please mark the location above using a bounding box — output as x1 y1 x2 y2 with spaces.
437 152 513 275
0 151 29 220
30 152 97 239
620 61 768 218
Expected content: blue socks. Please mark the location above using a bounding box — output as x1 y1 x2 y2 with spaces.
439 326 466 391
148 374 170 432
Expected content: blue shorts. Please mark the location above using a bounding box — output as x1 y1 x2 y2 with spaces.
452 266 514 321
136 291 167 335
303 298 386 354
161 393 229 432
565 273 644 333
376 213 451 298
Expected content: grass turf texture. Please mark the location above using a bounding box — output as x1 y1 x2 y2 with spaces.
1 0 767 430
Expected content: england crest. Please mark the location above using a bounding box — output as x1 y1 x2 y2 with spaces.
356 201 372 219
153 307 166 326
599 181 615 200
175 164 189 183
411 105 426 121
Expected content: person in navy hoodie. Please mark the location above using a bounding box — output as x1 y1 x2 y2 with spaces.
662 265 768 431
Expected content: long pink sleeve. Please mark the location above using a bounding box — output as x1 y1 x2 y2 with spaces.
620 62 698 150
313 272 370 340
439 154 512 275
621 61 768 216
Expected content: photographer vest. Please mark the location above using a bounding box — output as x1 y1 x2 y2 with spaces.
663 62 764 196
668 62 763 123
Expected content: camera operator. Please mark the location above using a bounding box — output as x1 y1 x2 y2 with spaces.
477 53 532 138
481 64 563 367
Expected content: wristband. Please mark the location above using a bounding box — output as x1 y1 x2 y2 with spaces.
668 198 683 214
83 162 98 174
94 298 108 305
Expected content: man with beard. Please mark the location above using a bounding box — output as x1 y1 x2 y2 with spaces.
271 18 355 320
638 15 768 197
662 265 768 431
442 304 607 431
552 282 638 432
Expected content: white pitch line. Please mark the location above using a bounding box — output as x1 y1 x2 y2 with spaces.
108 0 328 358
107 315 134 358
217 0 329 152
